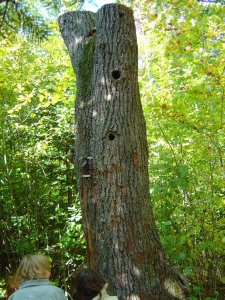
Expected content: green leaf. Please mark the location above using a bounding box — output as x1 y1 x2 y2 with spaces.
184 266 192 276
193 286 201 293
164 221 172 226
179 253 187 260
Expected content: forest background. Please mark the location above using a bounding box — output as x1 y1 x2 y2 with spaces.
0 0 224 299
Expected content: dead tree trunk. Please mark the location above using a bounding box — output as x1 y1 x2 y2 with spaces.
58 4 189 300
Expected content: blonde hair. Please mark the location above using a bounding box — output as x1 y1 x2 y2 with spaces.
15 254 51 283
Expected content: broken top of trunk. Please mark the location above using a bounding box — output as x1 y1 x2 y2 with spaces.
58 4 189 300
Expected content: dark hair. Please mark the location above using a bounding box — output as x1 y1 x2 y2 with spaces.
73 268 106 300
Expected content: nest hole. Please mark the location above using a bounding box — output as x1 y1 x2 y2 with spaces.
119 13 125 18
112 70 121 80
108 133 116 140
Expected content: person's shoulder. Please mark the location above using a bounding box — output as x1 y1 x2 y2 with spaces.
104 296 118 300
8 288 22 299
8 291 19 300
47 285 67 299
100 284 118 300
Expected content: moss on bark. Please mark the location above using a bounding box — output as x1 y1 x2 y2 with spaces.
78 36 95 99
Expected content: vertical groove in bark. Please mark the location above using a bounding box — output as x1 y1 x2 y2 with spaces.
58 4 189 300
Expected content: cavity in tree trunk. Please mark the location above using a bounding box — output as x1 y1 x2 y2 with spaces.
58 4 189 300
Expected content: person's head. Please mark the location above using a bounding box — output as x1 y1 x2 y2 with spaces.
73 268 106 300
5 276 18 299
15 254 51 284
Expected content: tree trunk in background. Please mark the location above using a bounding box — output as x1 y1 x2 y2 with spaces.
58 4 189 300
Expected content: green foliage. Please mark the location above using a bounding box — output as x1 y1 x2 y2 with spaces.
0 0 50 40
0 21 85 292
0 0 84 40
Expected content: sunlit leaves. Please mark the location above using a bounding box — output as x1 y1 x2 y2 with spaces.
0 0 84 40
0 23 85 289
0 0 50 40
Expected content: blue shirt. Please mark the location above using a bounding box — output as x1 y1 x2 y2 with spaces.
8 279 67 300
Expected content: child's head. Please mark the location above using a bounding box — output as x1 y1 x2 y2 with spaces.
15 254 51 284
73 268 106 300
5 276 18 299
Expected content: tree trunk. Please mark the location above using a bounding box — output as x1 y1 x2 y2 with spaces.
58 4 189 300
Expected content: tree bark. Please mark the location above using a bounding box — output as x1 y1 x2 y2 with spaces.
58 4 189 300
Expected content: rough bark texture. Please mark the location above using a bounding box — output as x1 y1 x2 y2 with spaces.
58 4 189 300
